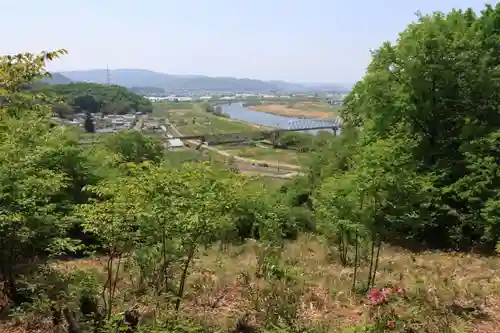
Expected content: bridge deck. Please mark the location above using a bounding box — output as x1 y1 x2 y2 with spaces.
168 125 338 141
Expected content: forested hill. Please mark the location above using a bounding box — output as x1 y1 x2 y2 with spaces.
35 82 153 117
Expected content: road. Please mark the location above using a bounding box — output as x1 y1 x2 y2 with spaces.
166 120 303 177
192 143 302 171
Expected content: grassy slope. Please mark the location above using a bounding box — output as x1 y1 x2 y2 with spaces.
40 235 500 333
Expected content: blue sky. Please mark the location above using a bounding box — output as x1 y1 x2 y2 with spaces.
1 0 494 83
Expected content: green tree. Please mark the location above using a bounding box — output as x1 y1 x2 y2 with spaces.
140 163 240 310
314 134 433 289
0 50 80 304
77 162 241 314
35 82 153 116
75 170 143 318
84 112 95 133
453 130 500 249
232 182 290 241
74 94 100 113
101 130 164 165
101 101 133 115
342 5 500 249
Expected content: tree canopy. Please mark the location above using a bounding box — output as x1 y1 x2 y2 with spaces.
312 4 500 250
36 82 153 116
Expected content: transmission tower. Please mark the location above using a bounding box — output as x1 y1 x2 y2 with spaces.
106 65 111 86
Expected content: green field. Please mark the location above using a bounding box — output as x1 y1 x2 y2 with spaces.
221 145 311 167
162 148 201 166
164 146 231 166
153 101 259 135
151 101 193 116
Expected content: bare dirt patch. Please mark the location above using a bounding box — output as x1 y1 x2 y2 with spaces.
248 104 334 119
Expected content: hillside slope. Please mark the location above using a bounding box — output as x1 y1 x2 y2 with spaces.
41 73 73 84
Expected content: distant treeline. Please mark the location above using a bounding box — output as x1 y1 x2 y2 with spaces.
34 82 153 117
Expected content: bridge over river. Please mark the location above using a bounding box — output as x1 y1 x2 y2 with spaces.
167 117 343 146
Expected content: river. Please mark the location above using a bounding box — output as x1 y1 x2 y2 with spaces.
218 102 338 134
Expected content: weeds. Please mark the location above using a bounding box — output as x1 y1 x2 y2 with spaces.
1 236 500 333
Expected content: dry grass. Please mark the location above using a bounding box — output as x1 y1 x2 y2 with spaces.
181 236 500 332
2 235 500 332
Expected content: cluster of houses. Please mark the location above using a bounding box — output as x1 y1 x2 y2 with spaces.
53 112 143 133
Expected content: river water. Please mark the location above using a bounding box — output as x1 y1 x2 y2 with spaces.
219 102 338 134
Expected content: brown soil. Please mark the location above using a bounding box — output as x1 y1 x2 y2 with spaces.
248 104 334 119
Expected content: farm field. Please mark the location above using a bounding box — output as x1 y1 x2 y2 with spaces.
221 145 311 167
154 102 261 135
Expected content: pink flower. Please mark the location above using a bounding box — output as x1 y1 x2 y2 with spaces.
367 288 389 305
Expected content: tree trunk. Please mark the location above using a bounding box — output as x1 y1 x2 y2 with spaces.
63 307 81 333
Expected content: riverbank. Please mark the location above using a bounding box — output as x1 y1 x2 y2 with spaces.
247 102 339 119
152 101 317 170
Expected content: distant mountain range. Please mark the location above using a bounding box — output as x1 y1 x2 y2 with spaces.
54 69 350 93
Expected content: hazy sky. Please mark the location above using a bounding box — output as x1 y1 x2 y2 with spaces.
1 0 494 83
